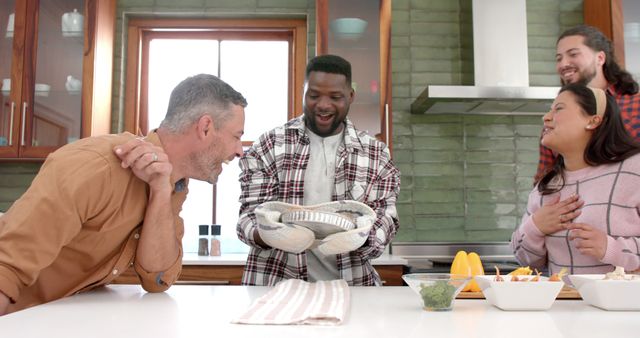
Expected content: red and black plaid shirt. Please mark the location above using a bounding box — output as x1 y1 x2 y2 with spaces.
237 116 400 286
535 85 640 182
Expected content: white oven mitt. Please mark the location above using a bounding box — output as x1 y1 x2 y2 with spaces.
256 200 376 255
255 202 315 253
312 201 376 255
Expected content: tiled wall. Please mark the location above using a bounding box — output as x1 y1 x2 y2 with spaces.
392 113 545 242
391 0 583 243
0 163 41 212
0 0 584 245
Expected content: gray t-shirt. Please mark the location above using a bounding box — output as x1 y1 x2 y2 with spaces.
303 128 343 281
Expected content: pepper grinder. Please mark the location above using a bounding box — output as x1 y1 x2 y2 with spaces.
210 225 221 256
198 224 209 256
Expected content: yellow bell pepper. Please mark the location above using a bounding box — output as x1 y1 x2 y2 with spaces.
450 251 471 276
467 252 484 292
450 250 484 292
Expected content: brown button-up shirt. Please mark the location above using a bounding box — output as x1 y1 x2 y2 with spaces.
0 132 187 313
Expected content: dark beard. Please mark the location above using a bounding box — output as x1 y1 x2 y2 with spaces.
304 114 343 137
561 67 597 86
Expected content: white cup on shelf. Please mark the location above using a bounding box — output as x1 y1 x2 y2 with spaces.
1 78 10 92
65 75 82 93
6 13 14 38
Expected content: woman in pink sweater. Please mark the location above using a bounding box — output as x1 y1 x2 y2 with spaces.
511 83 640 276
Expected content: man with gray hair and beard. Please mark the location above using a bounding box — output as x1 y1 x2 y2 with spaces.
0 74 246 315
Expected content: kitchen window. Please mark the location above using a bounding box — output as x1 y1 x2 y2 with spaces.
124 18 306 254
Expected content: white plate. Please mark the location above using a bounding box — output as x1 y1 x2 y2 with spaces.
475 275 564 311
62 31 83 37
35 83 50 91
569 274 640 311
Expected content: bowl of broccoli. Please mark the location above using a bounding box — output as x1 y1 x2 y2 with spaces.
402 273 471 311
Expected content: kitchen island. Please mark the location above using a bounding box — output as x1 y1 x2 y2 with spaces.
1 284 636 338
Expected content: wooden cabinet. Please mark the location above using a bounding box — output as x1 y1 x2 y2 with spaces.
582 0 624 66
376 264 405 286
0 0 114 159
113 264 406 286
114 265 245 285
315 0 392 150
583 0 625 66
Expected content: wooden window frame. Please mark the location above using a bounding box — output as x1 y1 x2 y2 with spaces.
124 17 306 224
124 17 307 141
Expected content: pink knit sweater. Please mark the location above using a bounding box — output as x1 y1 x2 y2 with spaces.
511 153 640 275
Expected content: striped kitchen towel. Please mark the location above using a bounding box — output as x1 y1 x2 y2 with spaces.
232 279 350 325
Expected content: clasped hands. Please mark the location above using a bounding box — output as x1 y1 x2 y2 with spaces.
532 194 607 260
255 201 376 255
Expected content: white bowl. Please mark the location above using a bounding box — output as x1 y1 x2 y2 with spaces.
35 83 50 91
475 275 564 310
329 18 367 41
35 83 50 97
569 274 640 311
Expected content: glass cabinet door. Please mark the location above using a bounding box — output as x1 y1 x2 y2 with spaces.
316 0 392 147
27 0 84 151
1 0 17 155
0 0 113 159
1 0 85 158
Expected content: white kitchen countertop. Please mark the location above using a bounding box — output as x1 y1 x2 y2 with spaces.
182 252 408 266
1 284 637 338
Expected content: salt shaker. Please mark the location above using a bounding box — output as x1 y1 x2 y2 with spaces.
198 224 209 256
210 225 221 256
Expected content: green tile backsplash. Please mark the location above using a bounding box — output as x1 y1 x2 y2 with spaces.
394 112 549 243
0 163 42 212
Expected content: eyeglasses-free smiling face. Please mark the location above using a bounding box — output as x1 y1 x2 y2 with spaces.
555 35 604 86
541 90 595 158
303 71 354 137
191 105 245 184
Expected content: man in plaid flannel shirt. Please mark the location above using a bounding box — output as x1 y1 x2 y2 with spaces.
236 55 400 286
535 25 640 183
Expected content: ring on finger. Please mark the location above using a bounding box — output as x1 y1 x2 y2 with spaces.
151 152 158 162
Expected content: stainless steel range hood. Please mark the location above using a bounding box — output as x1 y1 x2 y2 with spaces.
411 0 559 115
